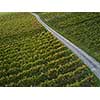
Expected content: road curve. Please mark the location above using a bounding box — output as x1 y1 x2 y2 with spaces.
32 13 100 80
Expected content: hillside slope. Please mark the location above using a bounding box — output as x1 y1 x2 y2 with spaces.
0 13 100 86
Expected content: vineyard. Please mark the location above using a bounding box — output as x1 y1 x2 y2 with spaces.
38 12 100 62
0 13 100 87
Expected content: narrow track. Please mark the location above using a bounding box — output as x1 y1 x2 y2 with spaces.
32 13 100 80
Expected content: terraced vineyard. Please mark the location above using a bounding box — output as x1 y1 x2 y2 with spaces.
0 13 100 87
38 12 100 62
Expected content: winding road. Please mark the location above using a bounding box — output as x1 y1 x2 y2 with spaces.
32 13 100 80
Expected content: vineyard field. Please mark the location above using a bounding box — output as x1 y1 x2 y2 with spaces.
38 12 100 62
0 13 100 87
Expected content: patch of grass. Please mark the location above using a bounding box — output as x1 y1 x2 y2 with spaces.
0 12 14 16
